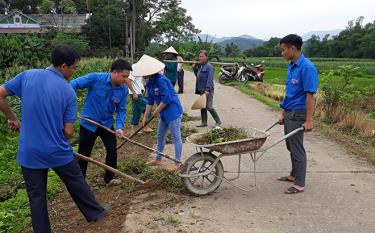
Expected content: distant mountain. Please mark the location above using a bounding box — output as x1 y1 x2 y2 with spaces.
194 34 261 43
218 37 264 51
194 34 231 43
194 34 264 51
302 29 343 41
238 34 258 40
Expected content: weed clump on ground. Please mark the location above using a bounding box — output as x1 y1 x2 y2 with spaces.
120 157 183 191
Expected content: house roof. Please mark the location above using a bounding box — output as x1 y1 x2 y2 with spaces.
0 10 88 29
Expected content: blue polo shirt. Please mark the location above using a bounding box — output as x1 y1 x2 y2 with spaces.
2 67 77 169
70 72 128 132
280 54 319 110
146 73 183 123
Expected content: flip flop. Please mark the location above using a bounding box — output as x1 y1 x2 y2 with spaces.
284 186 304 194
277 176 294 182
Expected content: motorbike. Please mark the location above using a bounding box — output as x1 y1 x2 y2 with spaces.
218 63 248 84
242 62 265 82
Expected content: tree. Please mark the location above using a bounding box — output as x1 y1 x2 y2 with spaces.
132 0 200 54
38 0 54 13
303 16 375 58
224 42 240 57
81 0 125 54
243 37 280 57
8 0 41 13
304 35 322 57
60 0 76 14
0 0 7 13
82 0 200 57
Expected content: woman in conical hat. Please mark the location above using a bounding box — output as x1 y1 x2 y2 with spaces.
133 55 183 171
163 46 179 87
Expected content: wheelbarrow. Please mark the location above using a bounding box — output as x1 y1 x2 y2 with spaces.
178 121 304 195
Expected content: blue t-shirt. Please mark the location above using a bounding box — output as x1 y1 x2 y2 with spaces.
70 73 128 132
146 73 183 123
3 67 77 169
280 54 319 110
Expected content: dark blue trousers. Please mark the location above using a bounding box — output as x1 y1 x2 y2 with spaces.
21 159 105 233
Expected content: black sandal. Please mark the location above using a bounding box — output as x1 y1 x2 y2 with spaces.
277 176 294 182
284 186 304 194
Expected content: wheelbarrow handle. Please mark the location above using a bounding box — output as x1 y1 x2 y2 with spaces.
258 127 305 152
264 121 280 132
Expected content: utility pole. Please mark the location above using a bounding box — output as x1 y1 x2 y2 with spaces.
123 0 129 58
108 0 112 54
131 0 136 60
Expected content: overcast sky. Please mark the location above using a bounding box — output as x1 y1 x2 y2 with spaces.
180 0 375 39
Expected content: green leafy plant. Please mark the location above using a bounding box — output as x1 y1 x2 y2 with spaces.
193 127 248 145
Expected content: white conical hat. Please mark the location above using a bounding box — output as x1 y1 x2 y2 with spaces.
163 46 179 55
132 55 165 77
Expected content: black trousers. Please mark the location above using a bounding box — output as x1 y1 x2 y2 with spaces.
177 69 184 93
22 160 104 233
78 125 117 184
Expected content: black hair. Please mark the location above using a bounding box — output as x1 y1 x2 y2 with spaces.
51 44 80 66
111 59 132 72
279 34 303 51
198 50 208 57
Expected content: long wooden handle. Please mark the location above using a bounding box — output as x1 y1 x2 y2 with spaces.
163 60 236 66
79 116 181 164
116 116 154 150
74 152 146 184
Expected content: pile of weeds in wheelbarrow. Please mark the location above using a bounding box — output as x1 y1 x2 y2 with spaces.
193 127 248 145
118 157 183 192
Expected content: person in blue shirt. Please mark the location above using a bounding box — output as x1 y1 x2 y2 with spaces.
133 55 183 172
71 59 135 185
278 34 319 194
0 45 110 233
193 50 222 127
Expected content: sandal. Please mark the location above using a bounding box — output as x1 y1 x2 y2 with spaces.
284 186 304 194
277 176 294 182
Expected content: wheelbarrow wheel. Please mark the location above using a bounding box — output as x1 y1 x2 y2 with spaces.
183 152 224 196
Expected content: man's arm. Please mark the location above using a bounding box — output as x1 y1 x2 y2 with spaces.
303 93 315 132
125 78 138 101
70 73 98 91
63 123 74 138
278 109 285 125
63 93 77 139
115 92 127 138
0 87 20 131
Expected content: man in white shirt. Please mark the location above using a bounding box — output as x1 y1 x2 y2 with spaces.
128 70 153 134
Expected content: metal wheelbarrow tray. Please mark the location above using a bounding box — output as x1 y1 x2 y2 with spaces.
186 128 269 155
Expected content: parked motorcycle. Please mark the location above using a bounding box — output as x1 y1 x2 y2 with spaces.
242 61 265 82
218 63 248 84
